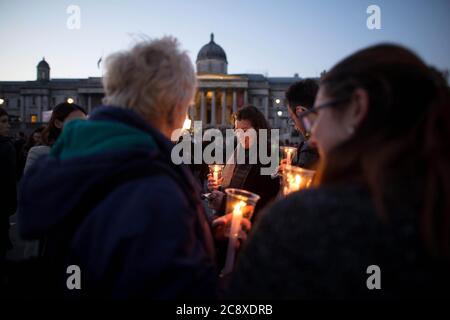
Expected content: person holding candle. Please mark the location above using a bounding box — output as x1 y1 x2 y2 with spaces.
207 106 280 221
283 79 320 170
230 44 450 299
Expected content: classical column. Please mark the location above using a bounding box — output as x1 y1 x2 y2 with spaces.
264 95 269 118
211 90 216 126
244 90 248 106
37 96 42 122
221 90 226 125
20 96 25 122
200 90 206 125
88 95 92 114
43 96 49 110
232 90 237 114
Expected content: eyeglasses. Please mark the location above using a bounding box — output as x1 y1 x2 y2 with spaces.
297 97 349 134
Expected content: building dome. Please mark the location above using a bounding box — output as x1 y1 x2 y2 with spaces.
37 57 50 81
37 57 50 69
197 33 227 63
196 33 228 74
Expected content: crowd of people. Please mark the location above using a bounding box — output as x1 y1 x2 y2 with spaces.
0 36 449 299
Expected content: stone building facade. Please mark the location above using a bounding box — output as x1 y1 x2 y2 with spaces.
0 34 312 140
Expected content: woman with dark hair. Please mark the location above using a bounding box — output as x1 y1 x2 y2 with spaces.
21 103 86 258
230 44 450 299
23 127 44 153
208 105 280 222
24 102 86 172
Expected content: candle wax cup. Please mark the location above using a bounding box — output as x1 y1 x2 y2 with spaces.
227 204 255 220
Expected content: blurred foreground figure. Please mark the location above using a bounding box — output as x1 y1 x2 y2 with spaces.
0 109 16 273
230 44 450 299
18 37 217 299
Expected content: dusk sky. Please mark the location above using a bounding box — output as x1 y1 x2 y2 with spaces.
1 0 449 80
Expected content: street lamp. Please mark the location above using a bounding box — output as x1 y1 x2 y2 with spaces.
275 98 281 104
0 98 4 105
277 110 283 117
67 97 74 104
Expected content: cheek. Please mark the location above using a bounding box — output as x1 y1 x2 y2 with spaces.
312 112 347 156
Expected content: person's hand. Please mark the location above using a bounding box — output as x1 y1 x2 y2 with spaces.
212 213 252 249
207 174 223 191
208 190 225 210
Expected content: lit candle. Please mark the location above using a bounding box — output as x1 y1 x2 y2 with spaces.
209 164 223 183
182 117 191 131
221 201 245 276
285 149 293 165
281 165 315 196
293 174 302 190
213 166 220 182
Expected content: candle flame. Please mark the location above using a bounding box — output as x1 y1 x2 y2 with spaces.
233 201 246 215
183 118 192 130
295 174 302 186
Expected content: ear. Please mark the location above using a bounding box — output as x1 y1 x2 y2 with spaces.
55 119 63 129
348 88 369 129
295 106 308 115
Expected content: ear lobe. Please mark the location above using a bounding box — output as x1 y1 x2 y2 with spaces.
350 88 369 128
295 106 308 114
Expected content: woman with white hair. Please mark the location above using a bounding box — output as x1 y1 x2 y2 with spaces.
18 37 218 299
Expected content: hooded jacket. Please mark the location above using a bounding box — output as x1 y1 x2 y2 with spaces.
18 106 217 299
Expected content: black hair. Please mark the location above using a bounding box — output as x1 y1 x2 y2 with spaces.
285 79 319 111
41 102 86 146
233 105 270 131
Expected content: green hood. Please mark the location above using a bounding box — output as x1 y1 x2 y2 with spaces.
50 119 157 160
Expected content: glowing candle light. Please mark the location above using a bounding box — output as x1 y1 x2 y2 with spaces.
281 165 315 196
209 164 224 187
280 146 297 165
182 117 191 130
220 189 260 277
285 149 293 165
221 201 245 276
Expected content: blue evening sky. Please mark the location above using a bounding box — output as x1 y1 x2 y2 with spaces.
0 0 448 80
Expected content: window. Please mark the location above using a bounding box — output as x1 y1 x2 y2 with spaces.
30 114 38 123
17 99 21 108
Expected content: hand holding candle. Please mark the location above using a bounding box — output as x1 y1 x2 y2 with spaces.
221 201 245 276
220 188 260 277
281 165 315 196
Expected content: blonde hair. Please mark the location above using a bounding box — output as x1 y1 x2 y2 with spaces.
102 36 196 126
